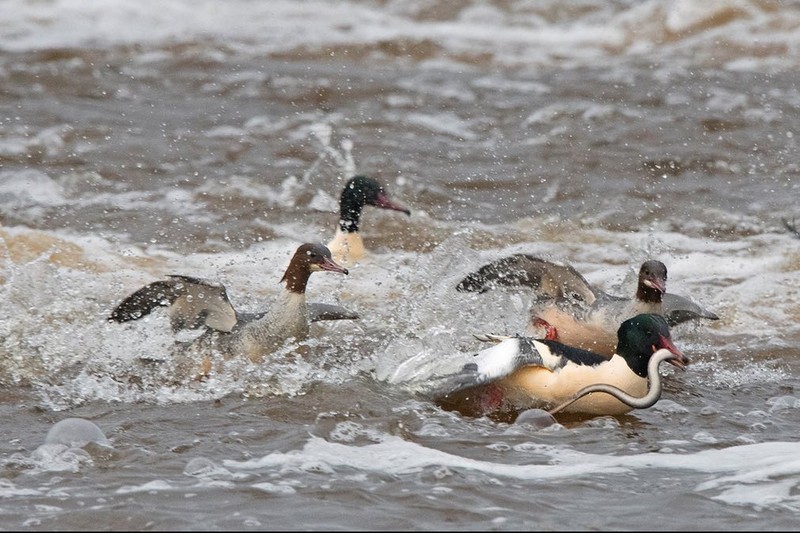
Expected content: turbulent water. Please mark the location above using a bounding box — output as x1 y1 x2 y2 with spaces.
1 0 800 530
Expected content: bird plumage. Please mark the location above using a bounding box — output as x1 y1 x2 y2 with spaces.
327 175 410 265
434 313 688 418
457 255 717 357
109 243 357 365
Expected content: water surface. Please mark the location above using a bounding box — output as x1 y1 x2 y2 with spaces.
1 1 799 530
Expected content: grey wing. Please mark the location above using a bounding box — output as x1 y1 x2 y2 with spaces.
308 302 360 322
108 279 183 323
435 336 549 395
431 336 555 417
456 254 598 304
662 292 719 326
232 303 359 330
108 275 238 333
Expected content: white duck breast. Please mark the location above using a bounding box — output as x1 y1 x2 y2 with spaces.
500 354 647 415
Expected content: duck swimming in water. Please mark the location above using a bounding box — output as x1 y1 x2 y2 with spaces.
109 243 355 365
327 175 411 265
433 313 689 419
458 256 717 358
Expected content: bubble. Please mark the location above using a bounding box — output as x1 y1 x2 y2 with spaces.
514 409 557 429
44 418 111 448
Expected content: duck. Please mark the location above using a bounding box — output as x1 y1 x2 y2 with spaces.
433 313 689 419
327 175 410 265
528 260 670 356
457 256 718 357
108 243 356 365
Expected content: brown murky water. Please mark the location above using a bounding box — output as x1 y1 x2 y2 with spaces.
1 1 800 530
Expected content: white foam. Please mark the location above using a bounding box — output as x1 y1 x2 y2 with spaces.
2 0 797 71
222 434 800 510
0 169 68 208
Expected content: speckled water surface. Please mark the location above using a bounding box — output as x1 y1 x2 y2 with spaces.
1 1 799 530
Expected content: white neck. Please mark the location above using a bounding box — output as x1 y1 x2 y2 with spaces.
237 289 309 363
327 229 365 265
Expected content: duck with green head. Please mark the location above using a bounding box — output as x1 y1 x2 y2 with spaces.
434 313 689 418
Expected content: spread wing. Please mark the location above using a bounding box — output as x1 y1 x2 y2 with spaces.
661 292 719 326
458 255 719 328
432 335 607 417
436 336 606 395
456 254 598 304
108 275 238 333
307 302 360 322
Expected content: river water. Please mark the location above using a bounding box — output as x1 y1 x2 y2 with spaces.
1 0 800 530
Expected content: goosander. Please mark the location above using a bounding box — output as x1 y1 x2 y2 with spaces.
109 243 355 364
327 175 410 265
529 260 670 356
433 313 688 418
457 255 717 356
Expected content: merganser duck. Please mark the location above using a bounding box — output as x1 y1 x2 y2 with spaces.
529 260 670 356
433 313 688 418
327 175 410 265
109 243 355 364
457 256 718 356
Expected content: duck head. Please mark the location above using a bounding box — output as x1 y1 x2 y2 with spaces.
280 243 348 293
637 260 668 304
338 175 410 232
615 313 689 377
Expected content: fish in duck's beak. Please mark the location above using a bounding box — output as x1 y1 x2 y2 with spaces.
655 333 689 370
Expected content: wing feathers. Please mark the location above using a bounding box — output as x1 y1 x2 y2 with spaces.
109 276 237 333
437 336 610 397
456 254 597 304
307 302 359 322
108 280 182 323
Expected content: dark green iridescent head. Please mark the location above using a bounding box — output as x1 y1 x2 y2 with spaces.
615 313 688 377
338 175 410 233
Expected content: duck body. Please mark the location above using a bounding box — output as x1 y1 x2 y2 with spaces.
216 290 311 363
109 243 355 364
434 313 688 418
502 353 646 416
327 175 410 265
328 230 366 266
458 255 717 358
536 260 666 355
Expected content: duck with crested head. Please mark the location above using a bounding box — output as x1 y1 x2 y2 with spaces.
433 313 689 419
327 175 410 265
109 243 356 366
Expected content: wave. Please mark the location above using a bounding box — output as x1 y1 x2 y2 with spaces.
2 0 798 71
